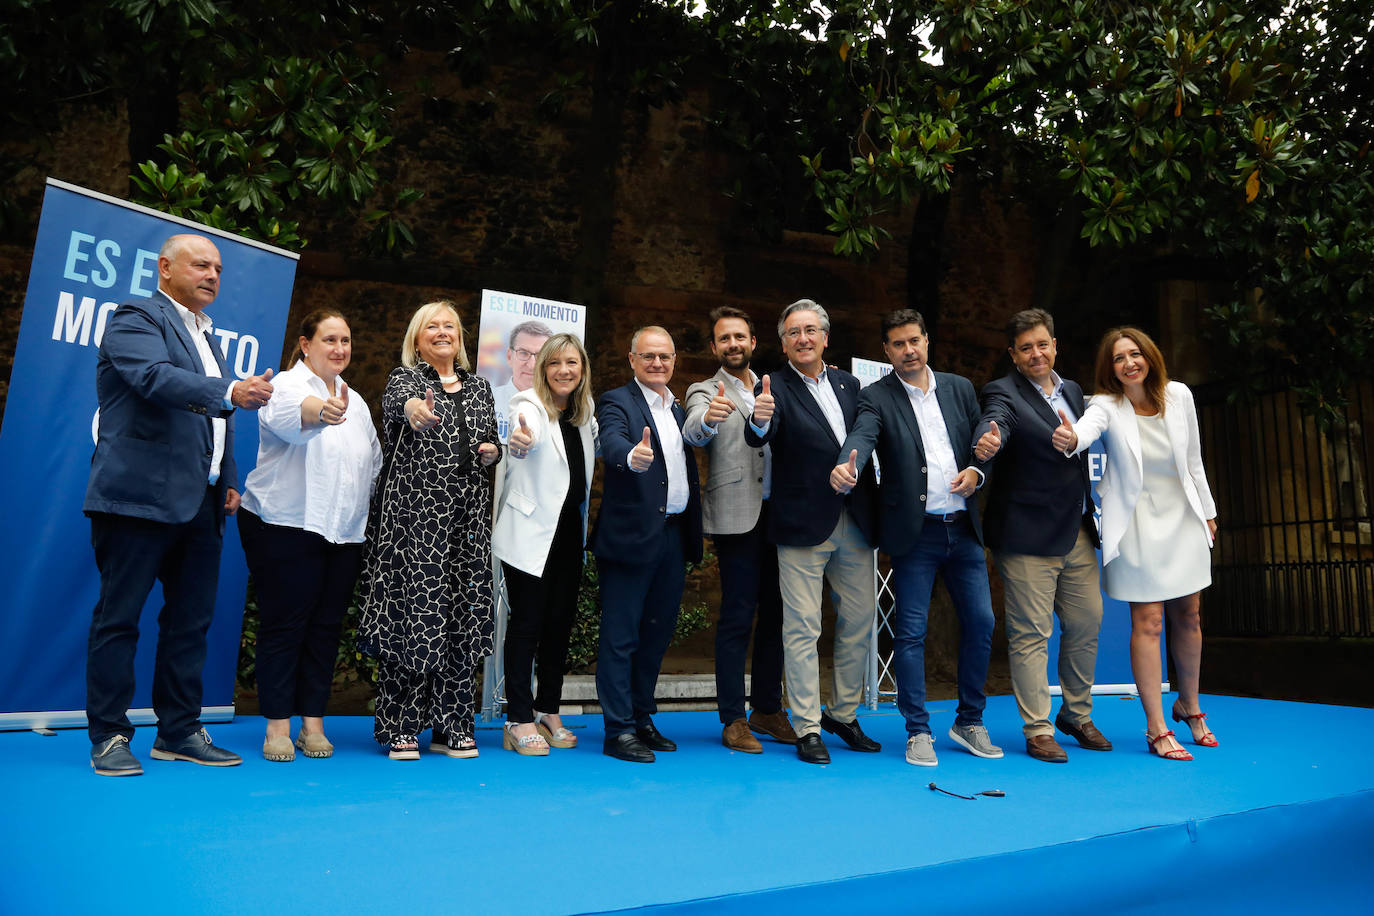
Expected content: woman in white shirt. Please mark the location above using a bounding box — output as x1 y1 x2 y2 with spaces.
1052 327 1219 761
492 334 598 754
238 309 382 762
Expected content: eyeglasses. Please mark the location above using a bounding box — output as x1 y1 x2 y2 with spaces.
511 347 539 362
635 352 676 363
783 325 825 341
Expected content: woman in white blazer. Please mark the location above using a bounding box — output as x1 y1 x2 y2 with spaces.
1052 327 1219 761
491 334 598 755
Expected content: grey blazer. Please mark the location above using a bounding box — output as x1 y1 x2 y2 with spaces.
683 367 767 536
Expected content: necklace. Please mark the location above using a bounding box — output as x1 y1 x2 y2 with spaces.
438 373 458 385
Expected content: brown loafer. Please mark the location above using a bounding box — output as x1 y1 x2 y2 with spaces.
723 718 763 753
1026 734 1069 763
1055 714 1113 751
748 709 798 745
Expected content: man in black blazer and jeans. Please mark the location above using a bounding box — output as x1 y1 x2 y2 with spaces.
745 299 879 765
831 309 1000 768
972 308 1113 763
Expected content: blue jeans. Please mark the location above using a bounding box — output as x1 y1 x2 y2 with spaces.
889 516 995 736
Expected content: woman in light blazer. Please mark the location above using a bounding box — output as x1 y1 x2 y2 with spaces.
492 333 598 755
1052 327 1219 761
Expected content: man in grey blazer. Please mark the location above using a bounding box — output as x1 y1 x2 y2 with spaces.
831 309 1000 768
684 306 795 753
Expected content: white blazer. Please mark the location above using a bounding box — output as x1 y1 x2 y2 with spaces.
1070 380 1216 567
491 390 598 577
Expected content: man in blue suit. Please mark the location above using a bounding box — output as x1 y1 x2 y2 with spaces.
970 308 1111 763
831 309 1001 768
592 326 702 763
745 299 879 765
84 234 275 776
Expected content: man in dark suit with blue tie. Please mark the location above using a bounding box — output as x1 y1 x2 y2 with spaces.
831 309 1000 768
592 326 703 763
970 308 1112 763
744 299 879 765
84 234 276 776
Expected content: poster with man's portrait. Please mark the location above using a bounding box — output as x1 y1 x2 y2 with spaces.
475 289 586 441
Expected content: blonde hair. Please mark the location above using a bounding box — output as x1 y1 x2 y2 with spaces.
401 300 470 372
531 333 594 426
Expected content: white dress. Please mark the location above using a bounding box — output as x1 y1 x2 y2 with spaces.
1103 412 1212 602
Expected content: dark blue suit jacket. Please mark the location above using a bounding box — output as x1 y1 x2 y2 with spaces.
590 381 703 564
839 370 985 557
744 366 876 548
973 370 1097 557
83 293 237 529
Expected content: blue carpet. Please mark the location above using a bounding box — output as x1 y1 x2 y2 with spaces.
2 694 1371 914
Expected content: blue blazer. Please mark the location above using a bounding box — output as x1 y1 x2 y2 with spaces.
839 370 984 557
973 370 1097 557
83 293 237 529
744 366 876 548
590 382 703 564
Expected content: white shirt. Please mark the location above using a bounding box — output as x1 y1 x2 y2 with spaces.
699 369 772 500
632 378 689 515
898 369 965 514
240 360 383 543
162 290 234 485
1028 369 1085 511
791 363 848 443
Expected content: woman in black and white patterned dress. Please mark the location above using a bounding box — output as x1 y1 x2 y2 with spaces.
357 300 502 760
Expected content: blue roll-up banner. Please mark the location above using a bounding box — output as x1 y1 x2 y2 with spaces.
0 178 298 730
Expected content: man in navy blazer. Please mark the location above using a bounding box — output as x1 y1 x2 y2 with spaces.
832 309 1000 768
744 299 879 765
83 234 275 776
971 308 1112 763
591 326 702 763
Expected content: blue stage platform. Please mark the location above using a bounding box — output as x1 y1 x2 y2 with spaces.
2 693 1370 914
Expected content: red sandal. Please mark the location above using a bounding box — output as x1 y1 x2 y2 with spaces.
1172 703 1219 747
1146 729 1193 761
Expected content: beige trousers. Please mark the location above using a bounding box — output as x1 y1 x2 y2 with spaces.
995 525 1103 738
776 511 875 737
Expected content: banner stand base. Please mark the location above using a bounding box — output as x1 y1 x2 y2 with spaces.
0 705 235 733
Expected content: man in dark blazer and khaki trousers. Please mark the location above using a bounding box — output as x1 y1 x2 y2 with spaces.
972 308 1113 763
745 299 879 765
832 309 1000 768
592 326 703 763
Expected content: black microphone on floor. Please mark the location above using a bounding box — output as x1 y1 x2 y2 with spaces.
928 782 1005 800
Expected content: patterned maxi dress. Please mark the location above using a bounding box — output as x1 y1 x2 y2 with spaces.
357 363 501 745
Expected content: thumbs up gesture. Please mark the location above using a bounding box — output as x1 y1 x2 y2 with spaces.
232 366 275 410
974 420 1001 461
509 413 534 457
751 374 775 425
704 381 734 427
407 387 440 431
320 379 349 425
629 426 655 471
830 448 860 494
1051 409 1077 453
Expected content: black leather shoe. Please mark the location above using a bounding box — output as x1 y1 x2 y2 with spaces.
1055 714 1114 751
149 727 242 766
796 733 830 765
603 732 655 763
820 712 881 752
634 719 677 752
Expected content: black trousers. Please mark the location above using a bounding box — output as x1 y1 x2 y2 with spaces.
237 510 363 720
501 513 584 723
711 501 785 723
595 517 685 738
86 486 222 744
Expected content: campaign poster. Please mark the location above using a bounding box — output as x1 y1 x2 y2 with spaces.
0 179 297 729
474 289 586 441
